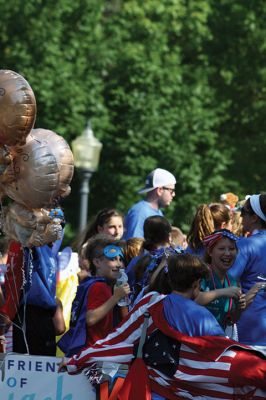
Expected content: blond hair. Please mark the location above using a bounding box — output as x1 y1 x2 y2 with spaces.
124 237 144 265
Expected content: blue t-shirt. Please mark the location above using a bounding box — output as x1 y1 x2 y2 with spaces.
185 244 205 258
163 293 225 337
126 255 142 288
124 200 163 239
229 230 266 346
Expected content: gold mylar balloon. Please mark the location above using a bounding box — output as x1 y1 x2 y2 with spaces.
4 128 74 209
0 70 36 146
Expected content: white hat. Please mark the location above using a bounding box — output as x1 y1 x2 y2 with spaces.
138 168 176 194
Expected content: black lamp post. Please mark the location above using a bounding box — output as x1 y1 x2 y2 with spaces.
71 122 102 232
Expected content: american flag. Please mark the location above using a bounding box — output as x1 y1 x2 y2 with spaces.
66 293 266 399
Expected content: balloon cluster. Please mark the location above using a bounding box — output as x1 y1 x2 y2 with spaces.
0 70 74 247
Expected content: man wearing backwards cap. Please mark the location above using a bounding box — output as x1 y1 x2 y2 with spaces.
124 168 176 239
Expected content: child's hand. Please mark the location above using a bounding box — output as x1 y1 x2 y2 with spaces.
249 282 265 295
222 286 241 299
114 283 131 301
58 358 68 373
245 282 265 307
0 335 6 352
237 294 247 310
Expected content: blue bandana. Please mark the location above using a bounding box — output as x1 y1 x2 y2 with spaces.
144 246 183 282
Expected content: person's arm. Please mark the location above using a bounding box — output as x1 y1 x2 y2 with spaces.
86 284 130 327
196 286 241 306
53 298 66 335
0 286 4 307
245 283 265 307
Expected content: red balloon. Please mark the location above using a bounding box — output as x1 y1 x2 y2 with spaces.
0 70 36 146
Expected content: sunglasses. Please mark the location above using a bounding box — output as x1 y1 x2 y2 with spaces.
162 187 175 195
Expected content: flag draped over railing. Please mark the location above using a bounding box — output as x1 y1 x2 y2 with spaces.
66 293 266 400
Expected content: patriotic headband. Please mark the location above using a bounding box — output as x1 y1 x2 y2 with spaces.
203 229 239 249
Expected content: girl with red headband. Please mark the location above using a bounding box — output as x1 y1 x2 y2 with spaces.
200 229 246 338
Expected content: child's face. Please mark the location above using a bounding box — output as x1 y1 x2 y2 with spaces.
94 254 124 282
98 216 124 240
209 237 237 275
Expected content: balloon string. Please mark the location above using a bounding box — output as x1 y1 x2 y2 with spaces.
1 248 32 354
0 198 29 351
4 255 21 319
0 311 29 354
0 199 5 231
18 248 33 355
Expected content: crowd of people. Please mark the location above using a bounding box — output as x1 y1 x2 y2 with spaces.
0 167 266 398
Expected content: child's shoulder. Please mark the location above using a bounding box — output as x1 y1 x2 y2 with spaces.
89 280 110 294
92 280 108 287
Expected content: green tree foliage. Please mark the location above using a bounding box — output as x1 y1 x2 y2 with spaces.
0 0 108 139
95 0 231 229
206 0 266 196
0 0 110 238
0 0 264 242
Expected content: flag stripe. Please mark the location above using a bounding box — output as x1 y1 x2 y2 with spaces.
66 292 266 399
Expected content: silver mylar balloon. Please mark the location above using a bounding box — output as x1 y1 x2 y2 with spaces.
0 70 36 147
4 128 74 208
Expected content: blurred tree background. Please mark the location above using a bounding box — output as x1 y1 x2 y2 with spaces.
1 0 266 242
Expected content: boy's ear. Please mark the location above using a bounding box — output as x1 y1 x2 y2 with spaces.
92 257 101 269
192 279 200 290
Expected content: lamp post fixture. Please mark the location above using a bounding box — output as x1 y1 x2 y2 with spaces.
71 122 103 232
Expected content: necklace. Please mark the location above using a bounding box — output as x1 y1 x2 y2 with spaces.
210 268 233 313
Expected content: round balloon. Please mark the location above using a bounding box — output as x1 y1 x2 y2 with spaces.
0 70 36 146
4 128 74 208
